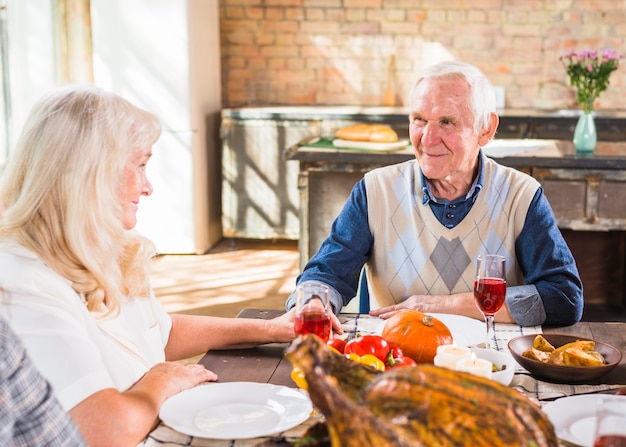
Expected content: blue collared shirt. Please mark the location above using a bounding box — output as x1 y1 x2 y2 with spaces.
287 152 583 326
421 153 483 228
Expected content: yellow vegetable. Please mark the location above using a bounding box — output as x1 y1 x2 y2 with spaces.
358 354 386 371
290 367 308 389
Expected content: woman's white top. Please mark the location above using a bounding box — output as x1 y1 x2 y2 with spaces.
0 238 172 411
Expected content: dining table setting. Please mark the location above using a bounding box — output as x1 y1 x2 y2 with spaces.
142 308 626 447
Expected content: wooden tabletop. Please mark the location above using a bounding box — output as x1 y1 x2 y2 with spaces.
198 309 626 387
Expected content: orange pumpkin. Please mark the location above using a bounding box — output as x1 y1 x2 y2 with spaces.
381 310 453 364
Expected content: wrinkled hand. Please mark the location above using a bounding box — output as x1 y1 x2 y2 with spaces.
146 361 218 398
369 295 444 319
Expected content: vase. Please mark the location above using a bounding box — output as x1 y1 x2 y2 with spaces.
573 112 596 154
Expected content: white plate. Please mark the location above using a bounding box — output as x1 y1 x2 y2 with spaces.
159 382 312 439
542 394 625 447
370 313 484 347
431 313 485 347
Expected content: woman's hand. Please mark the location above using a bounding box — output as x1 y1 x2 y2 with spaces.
144 361 218 397
260 308 296 343
264 308 344 343
69 361 218 447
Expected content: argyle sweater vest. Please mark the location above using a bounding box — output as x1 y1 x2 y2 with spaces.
363 157 540 309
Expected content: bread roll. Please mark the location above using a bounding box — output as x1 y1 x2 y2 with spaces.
336 124 398 143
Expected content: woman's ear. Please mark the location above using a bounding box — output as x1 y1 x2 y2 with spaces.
478 112 499 146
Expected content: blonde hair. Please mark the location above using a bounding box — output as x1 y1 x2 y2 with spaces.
0 85 162 315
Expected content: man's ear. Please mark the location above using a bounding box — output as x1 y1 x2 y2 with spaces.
478 112 499 146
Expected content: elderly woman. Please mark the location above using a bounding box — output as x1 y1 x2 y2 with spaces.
0 85 318 446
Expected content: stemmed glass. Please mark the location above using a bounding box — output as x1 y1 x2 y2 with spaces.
473 254 506 350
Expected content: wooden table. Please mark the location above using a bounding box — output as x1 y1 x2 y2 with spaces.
145 310 626 446
198 309 626 388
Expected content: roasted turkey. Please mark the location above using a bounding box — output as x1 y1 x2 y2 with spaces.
285 334 558 447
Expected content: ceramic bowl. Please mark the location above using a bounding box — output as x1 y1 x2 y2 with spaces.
470 347 516 386
507 334 622 383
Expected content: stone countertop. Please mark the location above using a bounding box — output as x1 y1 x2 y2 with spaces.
286 137 626 170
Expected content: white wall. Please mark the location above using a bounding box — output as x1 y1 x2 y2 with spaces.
3 0 57 164
91 0 221 253
2 0 221 253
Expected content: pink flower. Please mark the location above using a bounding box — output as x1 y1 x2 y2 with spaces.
560 47 623 113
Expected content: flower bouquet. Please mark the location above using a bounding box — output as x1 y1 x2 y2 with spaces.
560 49 623 153
560 49 623 113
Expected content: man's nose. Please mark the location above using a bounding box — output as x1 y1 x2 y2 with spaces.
421 122 440 147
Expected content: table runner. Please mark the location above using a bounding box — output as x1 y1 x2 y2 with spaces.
142 314 624 447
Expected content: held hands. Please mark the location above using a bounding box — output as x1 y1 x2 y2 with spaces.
266 308 344 343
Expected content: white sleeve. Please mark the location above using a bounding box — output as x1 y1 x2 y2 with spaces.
0 246 171 411
1 273 117 411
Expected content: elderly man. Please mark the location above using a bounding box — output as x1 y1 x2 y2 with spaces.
287 60 583 327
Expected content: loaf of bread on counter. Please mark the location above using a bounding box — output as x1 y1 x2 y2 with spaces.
336 124 398 143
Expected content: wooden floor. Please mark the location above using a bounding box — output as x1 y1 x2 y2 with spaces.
150 237 626 323
150 238 299 318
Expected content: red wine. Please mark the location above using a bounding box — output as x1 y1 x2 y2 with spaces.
474 278 506 315
295 312 331 342
594 435 626 447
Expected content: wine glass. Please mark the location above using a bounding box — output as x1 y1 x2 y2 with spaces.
593 397 626 447
473 254 506 350
294 283 331 342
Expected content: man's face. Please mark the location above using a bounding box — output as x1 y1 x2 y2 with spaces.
409 76 485 184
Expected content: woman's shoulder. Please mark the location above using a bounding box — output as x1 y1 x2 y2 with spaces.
0 237 74 295
0 237 39 259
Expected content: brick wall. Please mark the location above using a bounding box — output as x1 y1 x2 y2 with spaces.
219 0 626 111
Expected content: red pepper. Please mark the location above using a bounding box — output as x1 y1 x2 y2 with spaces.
344 334 390 362
327 338 347 354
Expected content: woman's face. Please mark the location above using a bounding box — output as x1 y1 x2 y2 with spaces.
121 146 153 229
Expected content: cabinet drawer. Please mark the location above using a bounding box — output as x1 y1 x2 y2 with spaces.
532 168 626 230
541 179 586 218
598 181 626 219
